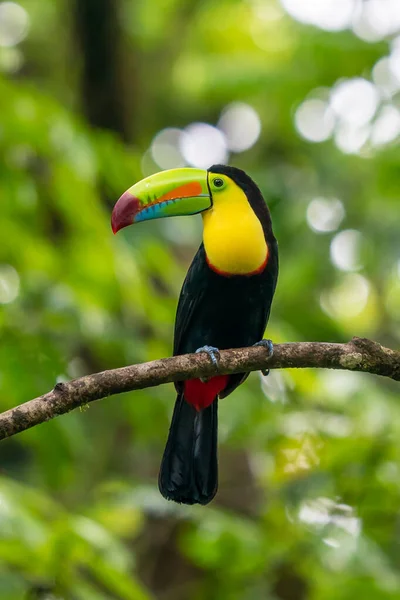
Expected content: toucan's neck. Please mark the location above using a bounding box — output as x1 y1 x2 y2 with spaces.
201 186 268 276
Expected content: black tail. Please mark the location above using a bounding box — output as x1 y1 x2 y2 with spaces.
158 392 218 505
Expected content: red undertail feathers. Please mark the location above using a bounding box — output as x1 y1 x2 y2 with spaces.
184 375 229 411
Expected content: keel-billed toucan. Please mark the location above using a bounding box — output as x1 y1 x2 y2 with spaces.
112 165 278 505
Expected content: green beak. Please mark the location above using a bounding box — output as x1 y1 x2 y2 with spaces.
111 168 211 233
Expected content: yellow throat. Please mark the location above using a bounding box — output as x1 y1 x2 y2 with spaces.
202 178 268 275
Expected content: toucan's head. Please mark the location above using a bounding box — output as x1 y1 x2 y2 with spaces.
112 166 258 230
111 165 274 244
111 166 235 234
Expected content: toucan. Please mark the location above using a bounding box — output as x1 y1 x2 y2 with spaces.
111 165 278 505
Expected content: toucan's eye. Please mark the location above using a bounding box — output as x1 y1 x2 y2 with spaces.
213 178 224 188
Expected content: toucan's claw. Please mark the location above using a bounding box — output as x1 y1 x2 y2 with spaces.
253 339 273 376
196 345 220 380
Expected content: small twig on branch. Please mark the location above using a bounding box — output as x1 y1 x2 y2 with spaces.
0 337 398 441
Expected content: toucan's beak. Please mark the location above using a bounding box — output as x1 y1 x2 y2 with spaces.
111 168 211 234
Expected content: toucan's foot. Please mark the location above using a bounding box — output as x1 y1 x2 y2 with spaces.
196 345 220 366
196 345 220 381
253 339 273 376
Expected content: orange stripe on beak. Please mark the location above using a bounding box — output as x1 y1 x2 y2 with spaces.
157 182 203 203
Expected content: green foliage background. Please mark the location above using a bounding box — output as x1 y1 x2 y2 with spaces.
0 0 399 598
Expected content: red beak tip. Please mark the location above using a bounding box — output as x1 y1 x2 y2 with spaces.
111 191 140 234
111 218 119 234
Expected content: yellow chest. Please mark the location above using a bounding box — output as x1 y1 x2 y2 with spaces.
202 192 268 275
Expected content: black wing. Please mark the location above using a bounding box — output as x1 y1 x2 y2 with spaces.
173 244 206 357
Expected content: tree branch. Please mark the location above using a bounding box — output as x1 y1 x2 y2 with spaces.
1 337 398 441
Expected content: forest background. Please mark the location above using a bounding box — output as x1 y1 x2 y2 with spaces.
0 0 399 598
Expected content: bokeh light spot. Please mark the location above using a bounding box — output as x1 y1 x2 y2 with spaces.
330 229 364 271
388 45 400 85
320 273 370 319
0 45 22 72
371 104 400 146
0 264 20 303
150 128 186 170
261 370 288 404
307 197 345 233
320 371 363 402
298 497 361 538
218 103 261 152
355 0 400 40
250 0 284 23
280 0 355 31
334 123 370 154
0 2 29 47
330 78 379 127
140 148 160 178
179 123 228 168
352 4 383 42
372 57 400 98
295 98 335 143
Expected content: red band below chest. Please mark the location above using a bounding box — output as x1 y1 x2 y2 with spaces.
206 254 268 277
